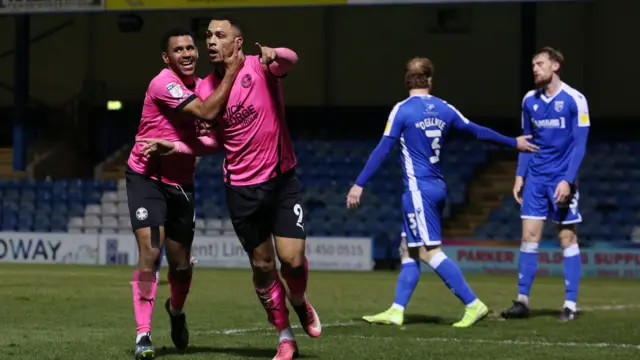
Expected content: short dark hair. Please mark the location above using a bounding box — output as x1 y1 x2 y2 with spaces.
405 57 434 90
534 46 564 65
160 27 194 52
210 15 243 35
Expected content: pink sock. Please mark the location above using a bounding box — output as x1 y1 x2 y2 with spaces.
168 271 192 311
282 257 309 305
132 270 158 334
255 275 290 332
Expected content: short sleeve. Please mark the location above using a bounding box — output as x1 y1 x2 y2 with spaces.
383 103 405 138
149 75 197 111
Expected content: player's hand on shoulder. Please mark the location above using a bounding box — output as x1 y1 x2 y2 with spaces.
554 180 572 204
515 135 538 153
255 42 277 65
513 176 524 205
346 185 364 209
136 138 177 157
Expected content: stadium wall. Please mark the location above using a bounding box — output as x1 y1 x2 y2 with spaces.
0 1 638 117
2 232 640 278
420 240 640 279
0 232 374 271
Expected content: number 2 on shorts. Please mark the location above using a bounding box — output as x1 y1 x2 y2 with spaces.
293 204 304 230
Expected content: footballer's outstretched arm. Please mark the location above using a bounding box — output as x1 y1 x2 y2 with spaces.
267 47 298 77
447 104 517 147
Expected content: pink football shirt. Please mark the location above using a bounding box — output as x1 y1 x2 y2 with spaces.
197 55 296 186
127 68 202 186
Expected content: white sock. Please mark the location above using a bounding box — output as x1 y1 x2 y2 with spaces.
170 304 183 316
466 299 479 308
564 301 577 312
279 327 295 342
136 332 150 343
390 303 405 312
517 294 529 306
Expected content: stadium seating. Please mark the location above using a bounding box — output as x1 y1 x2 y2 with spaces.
3 140 639 248
475 142 640 242
0 140 490 240
0 178 118 233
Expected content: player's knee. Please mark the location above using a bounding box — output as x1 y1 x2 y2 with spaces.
139 247 162 270
251 256 277 287
135 226 164 269
522 221 543 243
420 245 442 263
557 225 578 248
251 255 276 275
168 266 192 282
279 252 304 270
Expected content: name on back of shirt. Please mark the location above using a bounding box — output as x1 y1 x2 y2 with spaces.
415 117 446 131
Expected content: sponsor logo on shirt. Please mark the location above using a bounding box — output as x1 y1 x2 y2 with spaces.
223 104 258 128
532 117 566 129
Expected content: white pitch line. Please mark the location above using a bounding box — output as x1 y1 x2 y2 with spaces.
199 321 358 335
340 335 640 350
194 303 640 336
580 304 640 311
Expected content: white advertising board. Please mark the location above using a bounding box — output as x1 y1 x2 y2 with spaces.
0 232 99 264
0 233 373 271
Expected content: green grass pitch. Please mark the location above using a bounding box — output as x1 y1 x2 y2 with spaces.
1 264 639 359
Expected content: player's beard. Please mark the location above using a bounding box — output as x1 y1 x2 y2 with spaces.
534 74 552 87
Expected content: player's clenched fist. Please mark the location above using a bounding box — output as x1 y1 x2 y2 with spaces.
346 184 364 209
513 176 524 205
515 135 538 153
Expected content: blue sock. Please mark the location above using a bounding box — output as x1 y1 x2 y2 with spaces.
392 260 420 309
563 244 581 310
429 252 477 306
517 241 538 304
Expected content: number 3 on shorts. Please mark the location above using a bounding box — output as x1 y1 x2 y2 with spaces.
407 212 417 237
293 204 304 230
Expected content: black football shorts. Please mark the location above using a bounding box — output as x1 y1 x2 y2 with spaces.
126 166 195 245
225 168 306 253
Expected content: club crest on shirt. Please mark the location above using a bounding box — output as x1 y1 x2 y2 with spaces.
241 74 252 88
554 100 564 112
533 104 538 112
166 82 185 99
